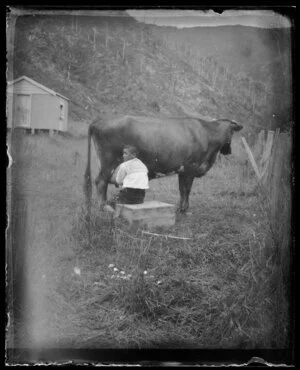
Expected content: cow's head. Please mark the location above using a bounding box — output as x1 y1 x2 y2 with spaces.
219 120 243 155
229 121 243 132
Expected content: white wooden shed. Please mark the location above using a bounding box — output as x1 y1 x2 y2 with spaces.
7 76 69 133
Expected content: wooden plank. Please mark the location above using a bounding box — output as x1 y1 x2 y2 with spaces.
262 131 277 188
141 230 193 240
254 130 265 159
260 130 274 167
260 130 275 183
269 142 282 219
241 137 262 180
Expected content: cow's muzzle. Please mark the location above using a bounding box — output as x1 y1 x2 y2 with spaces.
230 121 243 132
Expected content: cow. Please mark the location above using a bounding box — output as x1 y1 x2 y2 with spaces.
84 115 243 213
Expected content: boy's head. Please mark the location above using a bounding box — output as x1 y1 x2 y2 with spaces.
123 145 138 162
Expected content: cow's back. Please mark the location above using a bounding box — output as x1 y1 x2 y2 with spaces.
90 115 210 172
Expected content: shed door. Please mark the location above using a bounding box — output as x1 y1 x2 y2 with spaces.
14 94 31 128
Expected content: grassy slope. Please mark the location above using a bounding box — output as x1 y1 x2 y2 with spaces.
160 25 291 80
10 15 267 130
7 126 289 349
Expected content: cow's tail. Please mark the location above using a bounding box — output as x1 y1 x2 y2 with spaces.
84 124 93 211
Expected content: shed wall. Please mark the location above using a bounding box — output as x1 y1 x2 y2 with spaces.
6 93 32 129
58 97 68 132
7 80 69 131
31 94 58 130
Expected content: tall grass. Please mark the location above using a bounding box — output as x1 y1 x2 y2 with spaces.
69 199 282 348
7 131 291 350
69 141 286 348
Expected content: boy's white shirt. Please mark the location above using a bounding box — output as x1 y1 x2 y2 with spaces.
115 158 149 189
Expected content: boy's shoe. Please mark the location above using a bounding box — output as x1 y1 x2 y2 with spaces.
103 205 115 213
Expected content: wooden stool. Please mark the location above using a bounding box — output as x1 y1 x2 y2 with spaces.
115 201 176 228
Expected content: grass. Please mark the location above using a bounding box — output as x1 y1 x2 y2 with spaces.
6 125 291 351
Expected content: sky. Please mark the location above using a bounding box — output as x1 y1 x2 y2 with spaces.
126 9 292 29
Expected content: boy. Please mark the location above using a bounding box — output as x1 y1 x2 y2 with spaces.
105 145 149 211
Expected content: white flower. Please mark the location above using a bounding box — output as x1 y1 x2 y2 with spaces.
74 267 81 275
143 270 148 275
113 267 119 272
108 264 114 268
127 274 132 279
157 280 162 285
120 271 125 275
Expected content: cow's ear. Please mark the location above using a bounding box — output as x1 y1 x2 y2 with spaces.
230 121 243 132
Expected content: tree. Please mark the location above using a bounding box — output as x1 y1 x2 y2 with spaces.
105 22 109 49
92 27 97 51
122 39 126 60
72 15 78 34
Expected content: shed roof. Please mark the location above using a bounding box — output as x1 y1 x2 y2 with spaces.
7 75 70 101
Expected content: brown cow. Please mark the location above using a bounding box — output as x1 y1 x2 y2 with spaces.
84 115 242 213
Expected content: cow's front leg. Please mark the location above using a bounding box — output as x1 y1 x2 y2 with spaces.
178 173 194 213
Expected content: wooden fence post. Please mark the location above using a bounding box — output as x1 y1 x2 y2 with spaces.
259 130 275 183
241 137 262 180
261 129 280 186
242 130 281 186
254 130 265 159
261 131 292 285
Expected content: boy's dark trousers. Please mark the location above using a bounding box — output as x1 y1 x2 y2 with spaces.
108 188 145 208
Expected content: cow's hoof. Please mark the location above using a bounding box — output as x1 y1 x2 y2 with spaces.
179 209 192 216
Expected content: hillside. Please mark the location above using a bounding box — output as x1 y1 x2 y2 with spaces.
154 24 293 128
7 12 293 131
158 24 292 79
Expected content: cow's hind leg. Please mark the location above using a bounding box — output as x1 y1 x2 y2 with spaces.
95 170 111 207
178 174 194 213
